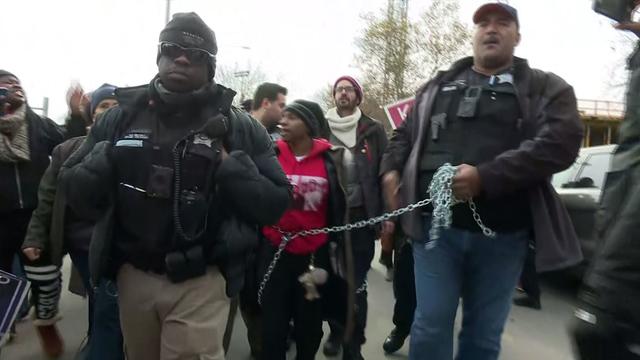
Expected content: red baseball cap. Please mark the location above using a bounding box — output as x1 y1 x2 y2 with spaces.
473 2 519 28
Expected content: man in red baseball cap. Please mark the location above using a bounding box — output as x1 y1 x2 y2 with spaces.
473 2 519 28
381 1 583 359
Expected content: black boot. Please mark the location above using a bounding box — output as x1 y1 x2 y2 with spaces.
323 332 342 357
342 343 364 360
383 327 409 354
513 293 541 310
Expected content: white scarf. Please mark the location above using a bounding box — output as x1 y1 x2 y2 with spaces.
326 107 361 148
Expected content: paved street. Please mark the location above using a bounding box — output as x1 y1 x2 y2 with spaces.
2 244 581 360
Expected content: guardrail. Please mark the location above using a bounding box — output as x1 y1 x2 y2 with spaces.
577 99 624 119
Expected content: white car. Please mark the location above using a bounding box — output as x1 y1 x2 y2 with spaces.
552 144 617 263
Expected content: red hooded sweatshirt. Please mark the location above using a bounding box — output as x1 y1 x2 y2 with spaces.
263 138 332 254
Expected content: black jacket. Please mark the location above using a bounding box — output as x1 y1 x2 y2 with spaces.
581 44 640 325
0 106 85 214
381 56 584 272
59 82 291 295
351 114 388 220
22 136 88 267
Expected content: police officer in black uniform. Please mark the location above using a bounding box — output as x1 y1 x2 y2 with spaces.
59 13 291 360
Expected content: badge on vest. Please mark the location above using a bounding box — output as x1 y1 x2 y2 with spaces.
193 134 213 148
441 80 467 93
123 134 150 140
115 139 144 148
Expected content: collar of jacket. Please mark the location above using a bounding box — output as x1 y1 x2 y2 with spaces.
436 56 530 83
422 56 533 128
113 79 237 116
276 138 332 163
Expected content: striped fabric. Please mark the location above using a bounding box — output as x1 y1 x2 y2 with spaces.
24 263 62 325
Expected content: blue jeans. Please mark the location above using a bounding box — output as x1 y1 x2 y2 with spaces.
68 250 94 336
89 279 125 360
410 222 528 360
69 251 124 359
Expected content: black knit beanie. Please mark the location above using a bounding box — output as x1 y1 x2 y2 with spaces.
0 70 18 80
284 100 320 138
295 100 329 140
158 12 217 78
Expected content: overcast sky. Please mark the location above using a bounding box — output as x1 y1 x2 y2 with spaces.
1 0 633 122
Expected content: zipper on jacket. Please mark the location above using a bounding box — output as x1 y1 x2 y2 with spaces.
14 163 24 209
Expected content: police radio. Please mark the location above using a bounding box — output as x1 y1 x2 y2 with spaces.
164 114 228 283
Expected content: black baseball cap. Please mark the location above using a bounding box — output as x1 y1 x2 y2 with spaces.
473 2 519 28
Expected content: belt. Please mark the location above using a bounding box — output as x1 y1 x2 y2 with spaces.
126 254 167 275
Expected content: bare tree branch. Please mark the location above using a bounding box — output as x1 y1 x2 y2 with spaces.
215 63 267 105
354 0 471 109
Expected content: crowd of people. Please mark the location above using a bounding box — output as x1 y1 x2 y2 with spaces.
1 1 640 360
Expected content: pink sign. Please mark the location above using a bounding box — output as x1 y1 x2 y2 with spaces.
384 97 415 129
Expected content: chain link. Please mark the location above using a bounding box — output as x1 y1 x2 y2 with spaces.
257 234 292 306
469 199 497 238
256 164 496 306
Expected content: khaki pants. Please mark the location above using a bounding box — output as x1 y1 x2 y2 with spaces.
117 263 230 360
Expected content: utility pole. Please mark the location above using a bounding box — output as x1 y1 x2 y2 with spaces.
399 0 409 19
165 0 171 24
234 71 250 101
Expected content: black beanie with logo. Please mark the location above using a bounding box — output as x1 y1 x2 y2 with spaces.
158 12 217 78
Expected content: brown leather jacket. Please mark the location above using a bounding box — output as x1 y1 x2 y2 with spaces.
381 56 584 272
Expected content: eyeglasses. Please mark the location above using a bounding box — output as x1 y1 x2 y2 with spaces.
335 86 356 94
158 42 215 65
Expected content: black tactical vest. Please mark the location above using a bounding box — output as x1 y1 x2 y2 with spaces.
111 105 225 271
418 72 531 232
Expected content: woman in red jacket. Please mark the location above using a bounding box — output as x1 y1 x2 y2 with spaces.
260 100 349 360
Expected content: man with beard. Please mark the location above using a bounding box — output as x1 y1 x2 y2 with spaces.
251 82 287 141
59 13 291 360
323 76 388 360
380 3 583 359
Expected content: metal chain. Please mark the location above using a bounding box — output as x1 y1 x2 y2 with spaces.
469 199 497 238
428 164 460 240
293 197 434 238
256 164 496 306
257 234 292 306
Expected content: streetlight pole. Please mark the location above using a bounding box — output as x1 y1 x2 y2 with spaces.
165 0 171 24
234 71 250 101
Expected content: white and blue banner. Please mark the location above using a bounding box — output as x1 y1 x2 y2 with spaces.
0 270 30 346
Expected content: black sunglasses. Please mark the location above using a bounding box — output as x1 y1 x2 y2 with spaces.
158 42 215 65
